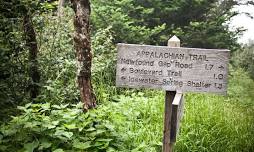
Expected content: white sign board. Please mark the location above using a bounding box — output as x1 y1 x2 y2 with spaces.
116 43 230 94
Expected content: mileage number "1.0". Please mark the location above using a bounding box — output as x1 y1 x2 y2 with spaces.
205 64 225 90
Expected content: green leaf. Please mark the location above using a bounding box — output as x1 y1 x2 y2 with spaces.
54 130 73 139
107 147 116 152
93 141 104 147
41 103 51 111
38 139 52 150
44 123 56 129
86 127 96 132
43 3 56 10
25 103 32 108
96 129 106 135
60 104 69 109
24 122 40 128
64 124 77 129
24 140 39 152
17 106 26 111
1 128 17 136
73 140 91 150
105 124 114 130
52 121 59 126
52 105 61 109
44 86 54 91
63 113 76 119
53 149 64 152
88 129 106 137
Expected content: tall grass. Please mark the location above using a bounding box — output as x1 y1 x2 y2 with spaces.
95 69 254 152
176 93 254 152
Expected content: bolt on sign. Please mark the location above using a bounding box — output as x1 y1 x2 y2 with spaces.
116 44 230 94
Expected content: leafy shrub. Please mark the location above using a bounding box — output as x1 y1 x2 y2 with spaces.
0 0 60 122
35 8 78 105
227 66 254 107
0 102 123 152
91 26 119 103
233 42 254 79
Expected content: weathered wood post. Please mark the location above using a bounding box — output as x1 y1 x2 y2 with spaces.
170 92 184 143
163 36 181 152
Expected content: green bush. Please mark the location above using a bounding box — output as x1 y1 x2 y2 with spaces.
0 103 123 152
233 42 254 79
228 67 254 106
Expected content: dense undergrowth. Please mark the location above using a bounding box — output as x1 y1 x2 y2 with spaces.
1 7 254 152
1 68 254 152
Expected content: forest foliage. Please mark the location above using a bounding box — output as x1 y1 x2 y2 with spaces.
0 0 254 151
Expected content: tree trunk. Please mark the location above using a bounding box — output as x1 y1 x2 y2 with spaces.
23 13 40 99
58 0 65 17
71 0 96 110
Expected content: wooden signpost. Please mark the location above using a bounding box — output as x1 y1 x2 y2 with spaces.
170 92 184 143
115 36 230 152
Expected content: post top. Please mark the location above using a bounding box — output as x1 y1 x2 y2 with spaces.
168 35 180 47
168 35 180 42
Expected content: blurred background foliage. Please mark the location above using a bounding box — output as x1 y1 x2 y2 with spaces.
91 0 243 51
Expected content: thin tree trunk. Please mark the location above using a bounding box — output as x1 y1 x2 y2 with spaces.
71 0 96 110
23 13 40 99
58 0 65 17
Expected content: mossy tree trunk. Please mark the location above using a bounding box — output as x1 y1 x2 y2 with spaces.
71 0 96 110
23 13 40 99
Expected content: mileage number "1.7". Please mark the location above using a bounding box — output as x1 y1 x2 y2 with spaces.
205 64 225 71
205 64 225 80
205 64 214 70
205 64 225 89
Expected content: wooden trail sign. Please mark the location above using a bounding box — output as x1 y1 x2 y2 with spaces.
115 35 230 152
116 44 230 94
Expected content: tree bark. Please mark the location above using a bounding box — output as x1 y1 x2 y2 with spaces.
58 0 65 17
71 0 96 110
23 13 40 99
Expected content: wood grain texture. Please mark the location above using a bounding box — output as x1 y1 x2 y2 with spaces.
163 36 180 152
163 91 175 152
170 93 184 143
116 43 230 94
